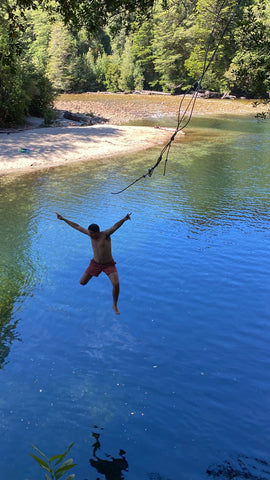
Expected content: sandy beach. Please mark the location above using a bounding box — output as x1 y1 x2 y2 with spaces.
0 124 171 177
0 93 266 177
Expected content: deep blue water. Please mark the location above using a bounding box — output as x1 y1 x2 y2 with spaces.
0 115 270 480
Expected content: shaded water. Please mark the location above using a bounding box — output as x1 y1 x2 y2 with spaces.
0 116 270 480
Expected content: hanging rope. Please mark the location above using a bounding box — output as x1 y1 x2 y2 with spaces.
112 0 244 195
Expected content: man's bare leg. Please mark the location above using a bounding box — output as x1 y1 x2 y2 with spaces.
80 272 93 285
108 272 120 314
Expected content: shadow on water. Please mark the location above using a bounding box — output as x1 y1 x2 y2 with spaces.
207 456 270 480
89 428 128 480
88 428 172 480
87 432 270 480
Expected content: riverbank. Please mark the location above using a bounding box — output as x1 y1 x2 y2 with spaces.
55 92 266 124
0 124 171 177
0 93 267 178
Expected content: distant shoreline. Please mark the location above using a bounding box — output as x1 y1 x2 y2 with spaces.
54 92 266 125
0 94 267 179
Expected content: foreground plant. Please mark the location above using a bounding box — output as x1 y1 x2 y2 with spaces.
30 443 76 480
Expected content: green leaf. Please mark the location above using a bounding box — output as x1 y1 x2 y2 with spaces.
55 462 76 480
29 454 51 472
65 475 75 480
59 459 74 468
45 474 52 480
54 443 75 466
49 453 67 463
32 444 49 461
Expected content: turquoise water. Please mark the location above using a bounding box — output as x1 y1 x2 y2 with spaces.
0 116 270 480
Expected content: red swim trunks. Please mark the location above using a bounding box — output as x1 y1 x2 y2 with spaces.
85 259 117 277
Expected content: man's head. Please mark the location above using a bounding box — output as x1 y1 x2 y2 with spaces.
88 223 100 238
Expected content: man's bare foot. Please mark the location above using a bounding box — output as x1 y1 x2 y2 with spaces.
113 304 120 315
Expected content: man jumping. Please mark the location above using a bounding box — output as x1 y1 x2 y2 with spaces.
56 212 132 314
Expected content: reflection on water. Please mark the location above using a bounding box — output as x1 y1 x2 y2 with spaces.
0 287 21 368
207 456 270 480
0 180 40 367
0 116 270 480
90 427 128 480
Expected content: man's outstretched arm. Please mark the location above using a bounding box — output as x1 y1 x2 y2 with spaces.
104 213 132 237
56 213 89 235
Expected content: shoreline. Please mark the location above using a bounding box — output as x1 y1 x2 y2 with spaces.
0 94 267 178
55 93 266 124
0 124 171 178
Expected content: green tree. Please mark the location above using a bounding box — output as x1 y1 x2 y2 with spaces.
1 0 157 125
23 9 51 72
69 27 111 91
225 0 270 97
104 53 121 91
131 16 156 89
133 61 145 90
46 20 75 92
0 7 25 126
119 37 135 90
0 63 25 126
152 0 194 91
68 54 96 92
22 67 54 116
94 52 109 90
10 0 156 35
0 3 55 125
184 0 240 91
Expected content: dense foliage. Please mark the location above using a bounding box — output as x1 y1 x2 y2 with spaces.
0 0 269 126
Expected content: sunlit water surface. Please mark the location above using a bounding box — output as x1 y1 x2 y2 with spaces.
1 116 270 480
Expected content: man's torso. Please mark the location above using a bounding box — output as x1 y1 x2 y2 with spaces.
90 232 113 263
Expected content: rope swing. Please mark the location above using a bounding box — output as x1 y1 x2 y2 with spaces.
112 0 244 195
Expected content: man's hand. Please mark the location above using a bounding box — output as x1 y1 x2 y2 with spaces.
56 212 64 220
125 213 132 221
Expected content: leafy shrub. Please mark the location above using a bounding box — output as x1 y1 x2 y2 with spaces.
23 70 55 117
0 65 25 127
30 443 76 480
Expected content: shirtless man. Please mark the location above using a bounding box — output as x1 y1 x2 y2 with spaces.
56 212 131 314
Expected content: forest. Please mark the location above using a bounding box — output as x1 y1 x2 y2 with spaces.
0 0 269 126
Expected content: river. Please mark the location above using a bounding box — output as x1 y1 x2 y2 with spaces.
0 114 270 480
